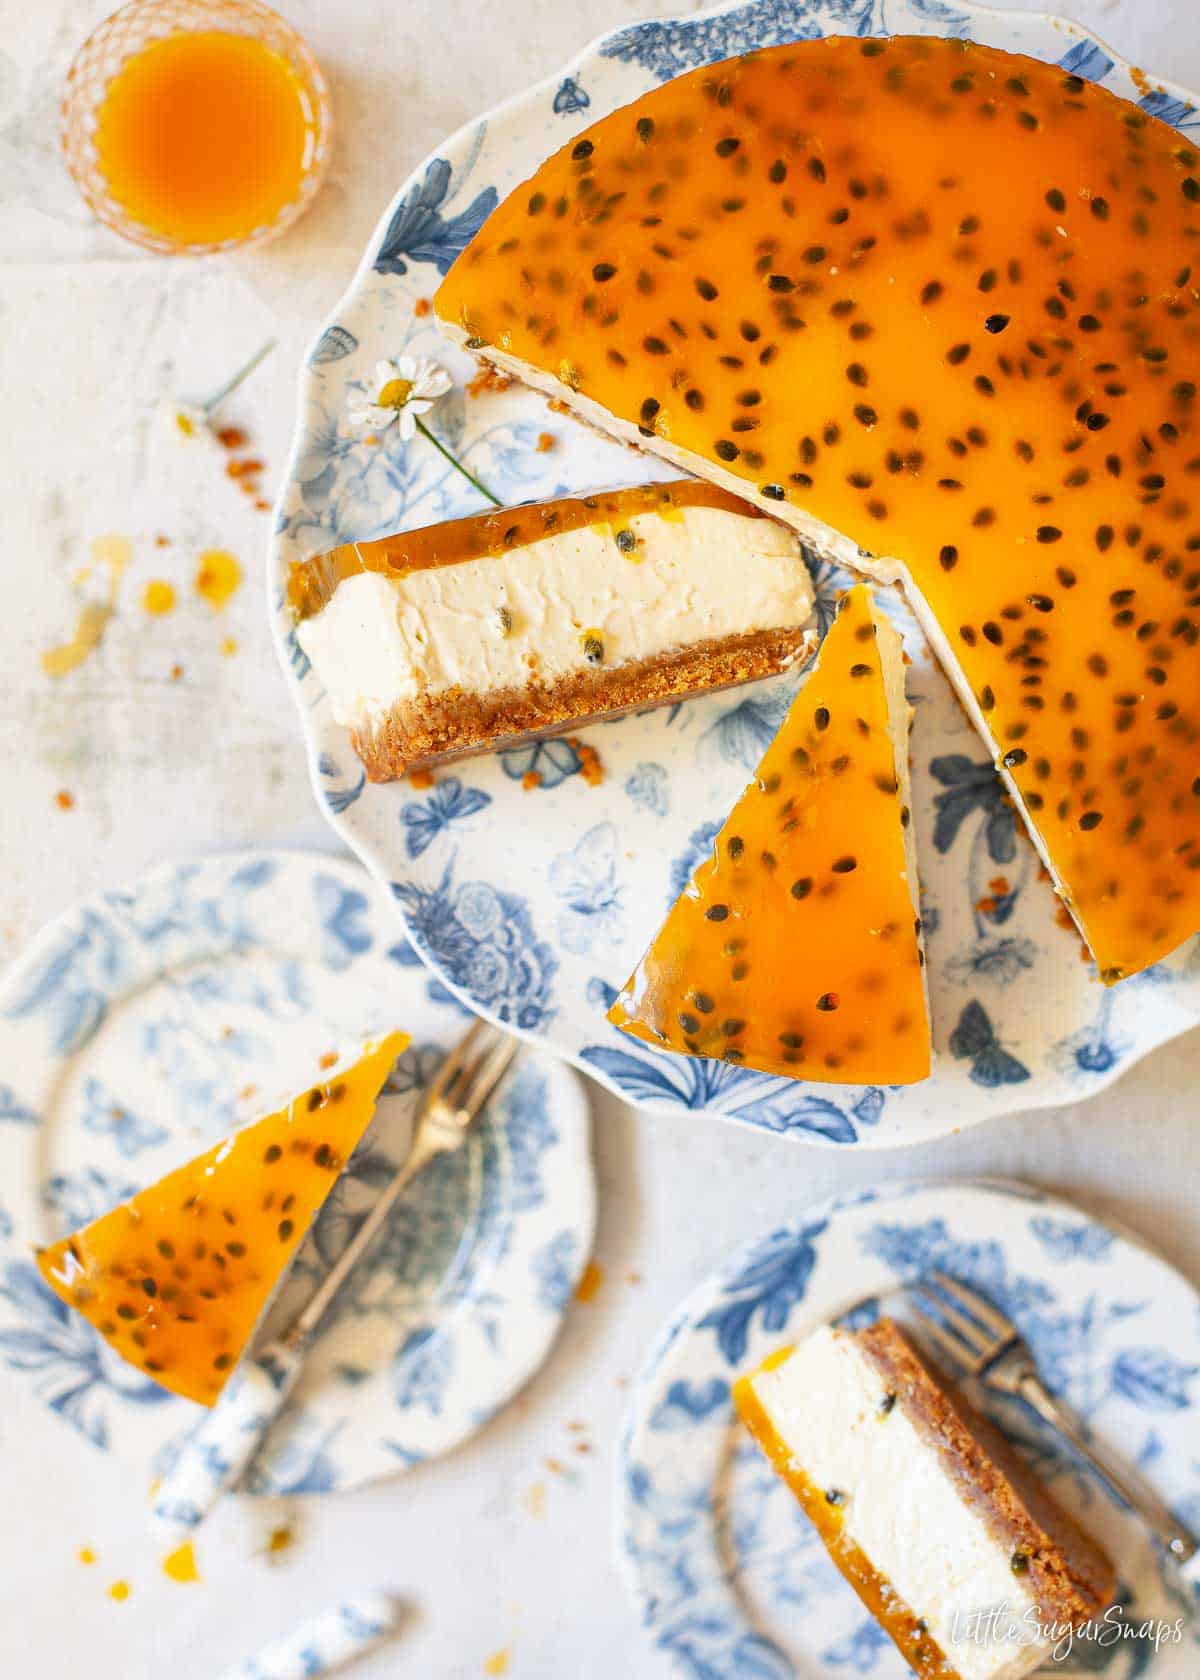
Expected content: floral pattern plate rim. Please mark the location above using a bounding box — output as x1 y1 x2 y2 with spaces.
618 1176 1200 1680
0 849 594 1494
269 0 1200 1148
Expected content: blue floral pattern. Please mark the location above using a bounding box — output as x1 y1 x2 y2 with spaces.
622 1181 1200 1680
393 857 558 1031
374 157 498 277
400 776 491 859
0 852 594 1494
271 0 1200 1146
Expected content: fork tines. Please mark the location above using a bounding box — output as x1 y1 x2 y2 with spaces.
908 1269 1019 1376
427 1019 517 1118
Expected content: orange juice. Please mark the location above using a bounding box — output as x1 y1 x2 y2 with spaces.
94 29 315 247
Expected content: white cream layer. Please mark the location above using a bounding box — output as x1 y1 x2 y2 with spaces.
297 503 813 731
748 1327 1047 1680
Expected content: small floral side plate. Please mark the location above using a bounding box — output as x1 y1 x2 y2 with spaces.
619 1178 1200 1680
0 850 594 1492
270 0 1200 1147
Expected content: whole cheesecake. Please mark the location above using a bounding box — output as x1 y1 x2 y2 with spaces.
436 35 1200 981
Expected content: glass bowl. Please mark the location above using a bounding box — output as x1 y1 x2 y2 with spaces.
60 0 333 255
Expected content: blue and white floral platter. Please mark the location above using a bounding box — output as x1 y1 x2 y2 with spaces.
270 0 1200 1148
619 1178 1200 1679
0 850 594 1492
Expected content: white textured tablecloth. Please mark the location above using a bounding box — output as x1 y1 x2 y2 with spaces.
2 1 1199 1675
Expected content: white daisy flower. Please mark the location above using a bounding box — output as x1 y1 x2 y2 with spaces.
347 356 453 439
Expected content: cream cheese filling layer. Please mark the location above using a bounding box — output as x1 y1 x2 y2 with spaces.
296 503 813 731
749 1328 1047 1680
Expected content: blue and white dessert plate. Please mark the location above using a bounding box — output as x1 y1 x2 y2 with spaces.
270 0 1200 1147
0 850 594 1493
619 1178 1200 1679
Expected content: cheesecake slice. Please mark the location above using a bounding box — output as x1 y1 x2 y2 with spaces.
291 481 816 781
36 1032 407 1405
608 584 931 1084
735 1319 1116 1680
434 34 1200 980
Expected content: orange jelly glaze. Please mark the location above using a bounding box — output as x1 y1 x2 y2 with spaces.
609 586 930 1083
436 35 1200 980
733 1360 960 1680
94 30 314 246
286 479 762 619
36 1032 407 1405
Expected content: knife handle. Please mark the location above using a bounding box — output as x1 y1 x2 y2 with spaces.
151 1339 306 1543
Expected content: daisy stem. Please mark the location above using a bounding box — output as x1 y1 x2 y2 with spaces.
416 417 501 506
202 338 278 416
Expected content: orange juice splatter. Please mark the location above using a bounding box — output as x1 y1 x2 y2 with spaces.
483 1650 510 1677
43 535 132 677
170 663 184 681
77 1547 96 1565
413 297 431 318
521 1483 547 1519
536 432 555 452
56 791 75 811
162 1541 200 1584
42 603 113 676
264 1524 296 1560
406 768 435 789
575 1260 604 1303
522 771 542 791
94 32 314 247
221 635 238 657
142 579 176 616
195 550 242 610
108 1580 131 1602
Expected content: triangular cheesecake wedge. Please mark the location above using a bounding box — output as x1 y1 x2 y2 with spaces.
735 1321 1115 1679
608 585 930 1084
36 1031 408 1405
435 35 1200 980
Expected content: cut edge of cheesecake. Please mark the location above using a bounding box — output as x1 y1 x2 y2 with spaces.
344 626 815 781
437 322 1095 973
734 1318 1116 1680
293 480 818 783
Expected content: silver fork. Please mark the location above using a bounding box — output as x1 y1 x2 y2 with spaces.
909 1269 1198 1566
151 1020 517 1542
274 1018 517 1356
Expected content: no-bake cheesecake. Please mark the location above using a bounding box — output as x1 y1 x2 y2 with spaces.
735 1318 1116 1680
36 1031 407 1405
292 482 816 781
609 585 931 1084
435 34 1200 980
